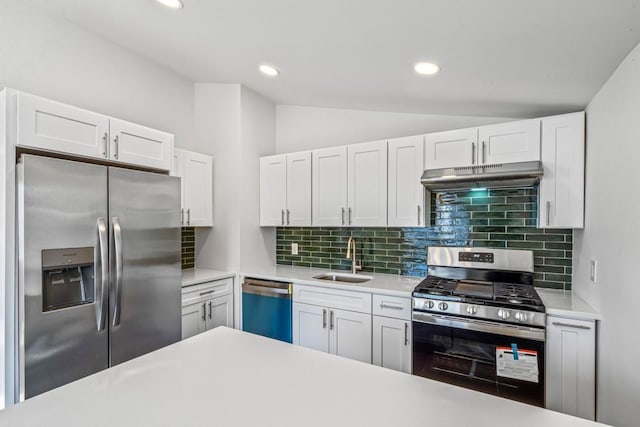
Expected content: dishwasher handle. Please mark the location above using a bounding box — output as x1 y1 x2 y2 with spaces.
242 278 292 299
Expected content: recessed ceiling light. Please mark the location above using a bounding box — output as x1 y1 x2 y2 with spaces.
259 64 280 77
156 0 183 9
414 62 440 75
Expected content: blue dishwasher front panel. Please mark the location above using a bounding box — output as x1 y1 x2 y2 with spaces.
242 292 292 343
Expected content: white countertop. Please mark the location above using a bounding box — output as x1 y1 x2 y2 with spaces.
0 327 606 427
536 288 601 321
181 268 235 287
241 265 420 297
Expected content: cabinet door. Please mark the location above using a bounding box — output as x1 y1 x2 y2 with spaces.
286 152 312 226
329 308 372 363
206 294 233 330
546 316 596 420
388 136 425 227
372 316 411 373
109 118 173 171
183 151 213 227
347 141 388 226
181 301 206 340
260 154 287 226
16 92 109 160
171 149 186 224
424 128 478 169
293 302 329 353
312 146 348 226
539 113 585 229
478 119 540 164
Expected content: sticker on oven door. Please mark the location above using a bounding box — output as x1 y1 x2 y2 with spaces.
496 346 539 383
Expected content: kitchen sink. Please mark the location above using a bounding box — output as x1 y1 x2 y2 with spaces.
312 273 373 283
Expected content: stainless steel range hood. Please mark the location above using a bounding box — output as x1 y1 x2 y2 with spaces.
421 161 544 192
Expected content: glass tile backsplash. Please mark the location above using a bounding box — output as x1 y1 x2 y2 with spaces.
276 187 573 290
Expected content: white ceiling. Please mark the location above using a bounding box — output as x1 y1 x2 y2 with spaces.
14 0 640 117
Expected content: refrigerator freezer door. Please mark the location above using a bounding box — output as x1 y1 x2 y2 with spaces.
108 167 181 366
18 155 109 399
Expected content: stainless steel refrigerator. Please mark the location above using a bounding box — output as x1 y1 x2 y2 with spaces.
16 154 181 400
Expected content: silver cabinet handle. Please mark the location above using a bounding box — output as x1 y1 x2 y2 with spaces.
379 303 403 310
546 201 551 227
112 217 124 327
552 322 591 330
113 135 119 159
202 302 206 321
286 209 290 225
102 132 108 158
187 208 191 226
482 141 486 164
471 142 475 165
417 205 421 226
322 309 327 329
404 322 409 346
208 301 212 320
329 310 334 330
281 209 285 226
348 208 352 226
96 218 108 331
199 290 215 296
181 208 184 226
341 208 345 225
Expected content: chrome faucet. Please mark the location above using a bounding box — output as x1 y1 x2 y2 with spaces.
346 237 362 275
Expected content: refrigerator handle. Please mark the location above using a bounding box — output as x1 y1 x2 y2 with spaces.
96 218 109 331
112 217 124 327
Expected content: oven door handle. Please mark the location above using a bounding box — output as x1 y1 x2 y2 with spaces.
412 312 545 342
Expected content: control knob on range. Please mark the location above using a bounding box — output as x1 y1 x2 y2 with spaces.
514 312 528 323
438 302 448 311
426 300 435 309
466 305 478 315
497 309 511 320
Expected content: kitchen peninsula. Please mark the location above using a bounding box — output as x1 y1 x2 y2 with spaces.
0 327 606 427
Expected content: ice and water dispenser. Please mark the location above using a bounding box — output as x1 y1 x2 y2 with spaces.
41 247 95 312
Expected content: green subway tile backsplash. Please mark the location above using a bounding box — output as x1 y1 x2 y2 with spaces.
276 187 573 290
182 227 195 269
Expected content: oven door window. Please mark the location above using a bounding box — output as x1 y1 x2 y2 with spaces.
412 319 544 407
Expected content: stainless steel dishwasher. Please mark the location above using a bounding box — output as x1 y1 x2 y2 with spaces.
242 278 293 343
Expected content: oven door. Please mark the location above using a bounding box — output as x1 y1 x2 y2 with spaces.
412 311 545 407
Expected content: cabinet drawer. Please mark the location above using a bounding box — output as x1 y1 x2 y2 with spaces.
182 278 233 305
372 294 412 320
293 284 371 314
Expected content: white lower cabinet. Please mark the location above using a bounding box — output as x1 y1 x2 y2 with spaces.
546 315 596 420
372 316 411 373
181 278 234 340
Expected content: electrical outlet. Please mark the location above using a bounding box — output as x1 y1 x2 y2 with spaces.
590 259 597 283
291 243 298 255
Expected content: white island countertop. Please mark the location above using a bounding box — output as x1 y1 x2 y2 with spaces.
536 288 601 321
0 327 607 427
241 265 420 297
181 268 234 287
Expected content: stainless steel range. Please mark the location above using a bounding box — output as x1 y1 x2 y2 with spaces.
412 247 546 407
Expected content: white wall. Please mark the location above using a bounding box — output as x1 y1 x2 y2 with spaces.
573 41 640 427
239 87 276 271
276 105 514 153
0 4 194 145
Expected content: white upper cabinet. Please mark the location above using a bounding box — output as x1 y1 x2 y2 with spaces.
17 92 110 160
388 135 425 227
286 152 312 226
260 152 311 227
109 118 173 171
347 141 388 226
424 128 478 169
478 119 541 164
15 91 173 171
539 112 585 229
172 148 213 227
312 146 348 226
260 154 287 226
